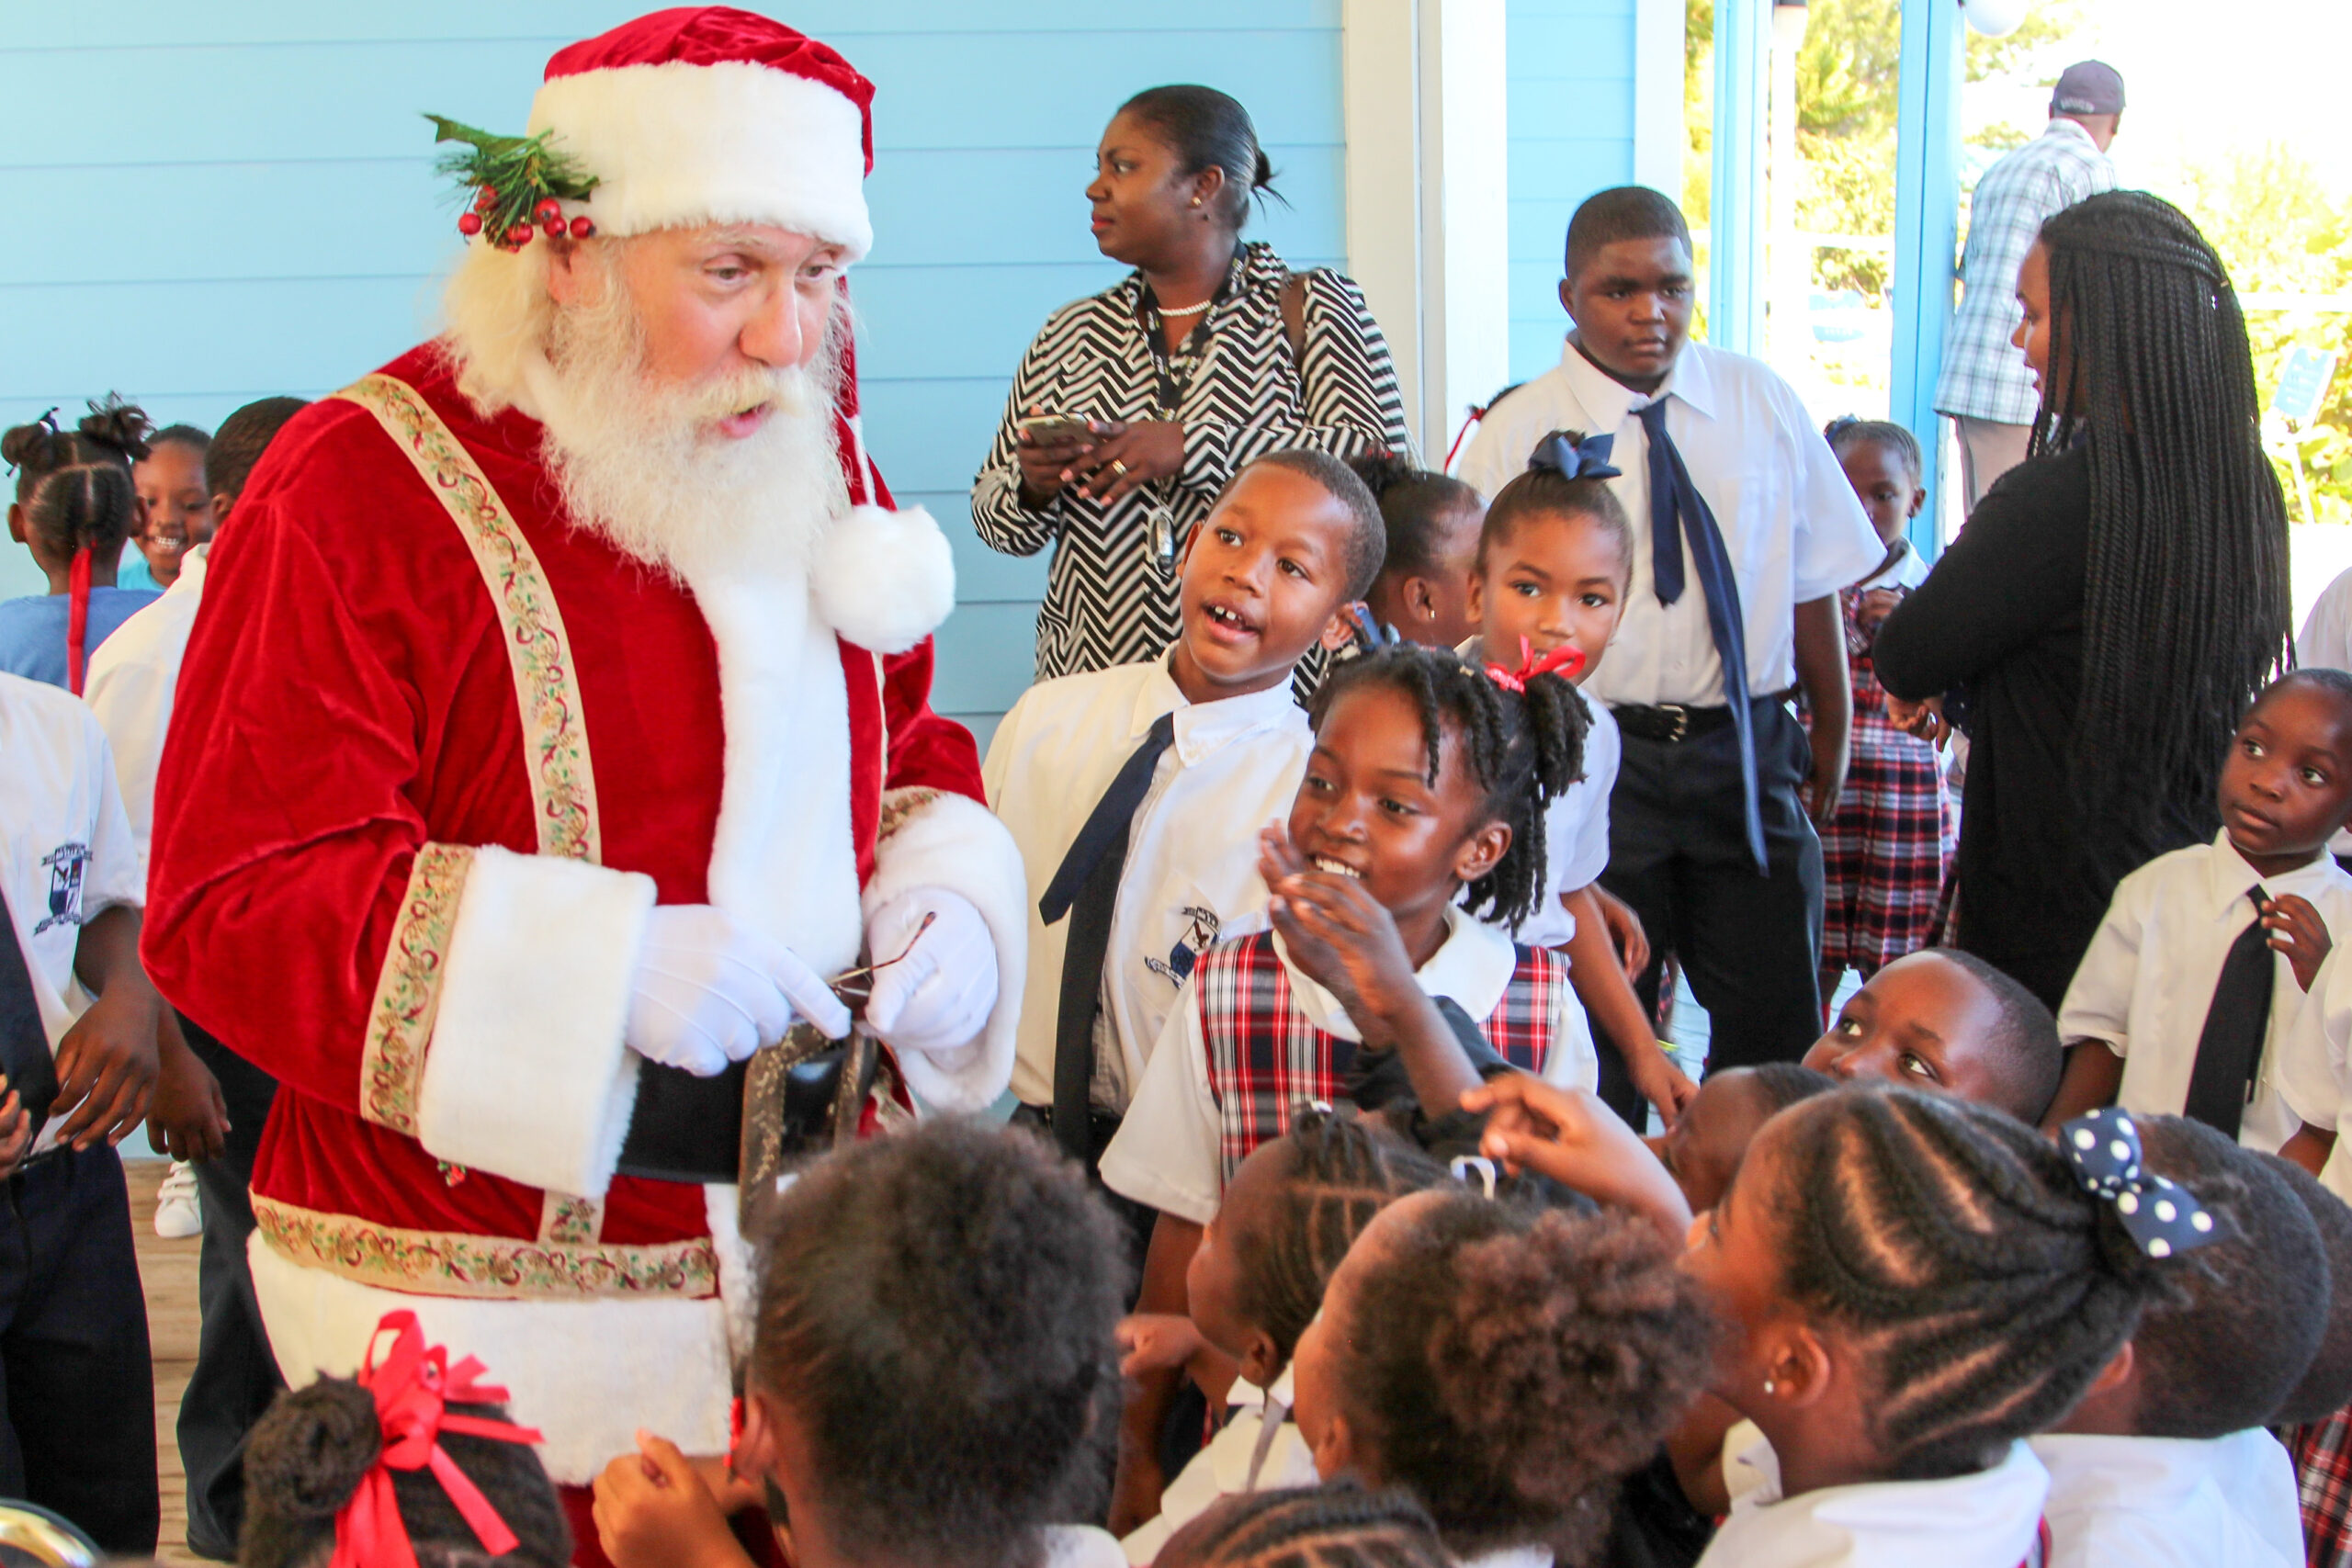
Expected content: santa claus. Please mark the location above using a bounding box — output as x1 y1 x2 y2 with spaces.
142 5 1027 1500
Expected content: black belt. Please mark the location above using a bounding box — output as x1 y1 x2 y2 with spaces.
1611 692 1793 745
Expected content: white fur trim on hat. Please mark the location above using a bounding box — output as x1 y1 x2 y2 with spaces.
528 60 873 257
811 504 956 655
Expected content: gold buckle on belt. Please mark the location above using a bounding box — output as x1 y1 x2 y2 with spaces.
1657 703 1690 743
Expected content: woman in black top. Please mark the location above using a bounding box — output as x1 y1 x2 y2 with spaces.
972 85 1409 680
1873 192 2290 1010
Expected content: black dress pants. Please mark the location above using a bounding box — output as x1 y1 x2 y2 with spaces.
0 1142 158 1554
176 1016 283 1560
1599 702 1826 1085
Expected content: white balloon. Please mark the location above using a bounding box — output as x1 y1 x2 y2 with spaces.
1964 0 2030 36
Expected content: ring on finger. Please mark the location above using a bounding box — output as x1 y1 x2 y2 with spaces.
1110 459 1131 479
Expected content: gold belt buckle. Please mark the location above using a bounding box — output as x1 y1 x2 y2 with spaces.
1658 703 1690 743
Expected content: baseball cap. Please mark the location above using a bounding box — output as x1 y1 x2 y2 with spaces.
2051 61 2125 116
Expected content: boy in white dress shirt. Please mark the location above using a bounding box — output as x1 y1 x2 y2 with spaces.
2030 1117 2318 1568
2049 671 2352 1160
0 669 170 1551
985 450 1385 1206
1459 187 1880 1073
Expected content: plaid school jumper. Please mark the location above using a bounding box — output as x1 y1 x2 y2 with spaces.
1813 583 1956 998
1195 931 1566 1180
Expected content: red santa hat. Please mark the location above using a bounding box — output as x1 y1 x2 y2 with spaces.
527 7 876 259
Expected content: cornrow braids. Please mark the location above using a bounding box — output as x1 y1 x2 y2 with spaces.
2032 192 2290 853
1159 1483 1450 1568
1765 1088 2177 1481
1310 644 1589 928
1231 1107 1448 1360
1337 1194 1715 1560
1747 1061 1837 1114
1822 416 1923 488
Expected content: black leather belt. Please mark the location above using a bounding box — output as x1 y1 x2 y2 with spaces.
1610 702 1736 744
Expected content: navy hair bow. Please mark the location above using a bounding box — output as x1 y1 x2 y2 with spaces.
2058 1108 2222 1259
1527 429 1623 482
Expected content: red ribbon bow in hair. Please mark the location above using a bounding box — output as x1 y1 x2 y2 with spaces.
331 1311 545 1568
1483 636 1585 694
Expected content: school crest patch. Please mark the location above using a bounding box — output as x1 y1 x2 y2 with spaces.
34 841 90 935
1146 905 1222 987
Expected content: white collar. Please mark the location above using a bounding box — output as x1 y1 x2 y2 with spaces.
1456 1549 1552 1568
165 542 210 598
1272 907 1518 1042
1552 334 1720 428
1853 539 1914 592
2199 829 2345 914
2032 1429 2258 1502
2042 118 2101 152
1133 654 1308 768
1722 1437 2049 1562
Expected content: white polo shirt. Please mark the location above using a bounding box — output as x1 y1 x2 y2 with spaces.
1697 1435 2049 1568
1459 340 1878 708
0 671 143 1151
85 541 209 886
1100 908 1599 1225
983 657 1312 1112
2057 832 2352 1155
2030 1429 2301 1568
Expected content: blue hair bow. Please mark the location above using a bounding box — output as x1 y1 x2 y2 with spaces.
2058 1108 2222 1259
1527 429 1623 482
1350 604 1402 652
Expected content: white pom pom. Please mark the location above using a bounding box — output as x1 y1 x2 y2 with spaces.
809 502 956 655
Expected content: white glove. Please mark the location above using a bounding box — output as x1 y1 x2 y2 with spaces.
862 888 998 1058
626 904 851 1077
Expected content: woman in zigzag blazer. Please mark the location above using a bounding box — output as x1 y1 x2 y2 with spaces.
972 85 1412 682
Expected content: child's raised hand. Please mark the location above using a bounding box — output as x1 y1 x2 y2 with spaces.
1262 859 1420 1025
1117 1312 1205 1380
592 1431 754 1568
2266 894 2334 993
1464 1074 1691 1242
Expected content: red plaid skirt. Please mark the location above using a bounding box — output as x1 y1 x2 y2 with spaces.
2290 1406 2352 1567
1813 595 1955 989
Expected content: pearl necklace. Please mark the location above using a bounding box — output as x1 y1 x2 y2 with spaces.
1155 299 1214 318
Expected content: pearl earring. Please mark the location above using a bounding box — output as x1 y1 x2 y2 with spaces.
1761 1378 1777 1395
1192 197 1204 207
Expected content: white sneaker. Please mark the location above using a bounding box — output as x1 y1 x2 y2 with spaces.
154 1160 202 1239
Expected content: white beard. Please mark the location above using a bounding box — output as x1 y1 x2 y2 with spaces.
527 279 847 586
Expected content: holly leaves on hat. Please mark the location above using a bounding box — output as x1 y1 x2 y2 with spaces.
426 114 600 250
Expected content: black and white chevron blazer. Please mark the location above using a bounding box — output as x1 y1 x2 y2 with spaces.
972 241 1412 682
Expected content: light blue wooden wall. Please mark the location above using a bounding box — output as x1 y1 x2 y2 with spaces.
0 2 1349 749
1505 0 1639 382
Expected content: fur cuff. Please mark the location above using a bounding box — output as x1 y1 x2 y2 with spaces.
417 846 658 1198
811 504 956 655
863 789 1027 1111
249 1236 731 1486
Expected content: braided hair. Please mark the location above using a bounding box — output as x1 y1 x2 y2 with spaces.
1351 451 1480 584
1158 1483 1451 1568
1333 1192 1715 1561
1230 1107 1447 1361
241 1376 570 1568
2031 192 2290 846
4 396 153 694
1310 644 1589 928
1762 1088 2178 1481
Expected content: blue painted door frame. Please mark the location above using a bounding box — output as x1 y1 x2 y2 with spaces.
1892 0 1963 555
1709 0 1767 355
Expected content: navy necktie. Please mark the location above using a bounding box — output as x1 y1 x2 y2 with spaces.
0 889 58 1142
2183 886 2273 1140
1635 398 1764 873
1039 711 1178 1160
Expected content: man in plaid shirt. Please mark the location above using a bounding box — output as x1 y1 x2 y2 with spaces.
1934 61 2124 512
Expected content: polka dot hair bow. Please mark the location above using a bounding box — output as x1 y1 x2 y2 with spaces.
2058 1108 2221 1259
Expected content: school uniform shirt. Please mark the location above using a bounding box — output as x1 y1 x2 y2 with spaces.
1696 1433 2050 1568
2055 832 2352 1155
1101 908 1598 1224
1458 340 1880 710
1121 1367 1317 1565
983 658 1312 1112
0 587 161 690
0 671 143 1155
83 543 209 886
1453 643 1619 950
2030 1429 2302 1568
2299 568 2352 861
2277 946 2352 1202
1046 1527 1128 1568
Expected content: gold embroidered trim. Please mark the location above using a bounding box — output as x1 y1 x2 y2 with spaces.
334 373 602 864
537 1192 604 1247
358 842 474 1134
254 1195 717 1301
876 787 941 844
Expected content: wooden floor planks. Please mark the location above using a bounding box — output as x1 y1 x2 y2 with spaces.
127 1155 209 1568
